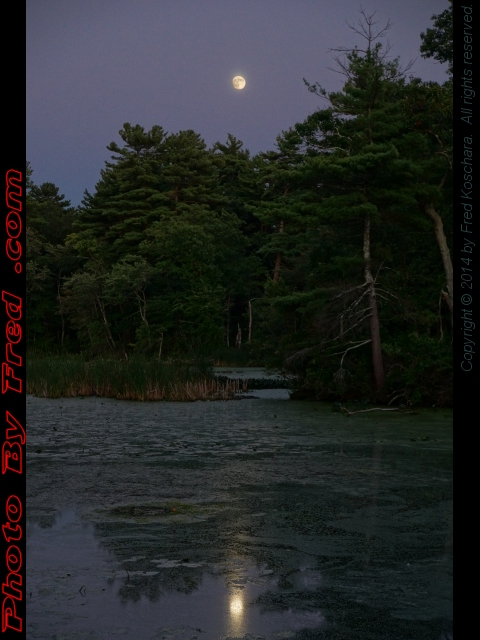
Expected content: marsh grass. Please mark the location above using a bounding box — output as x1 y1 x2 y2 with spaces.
27 355 248 401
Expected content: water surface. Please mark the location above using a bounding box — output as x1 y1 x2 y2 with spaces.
27 393 452 639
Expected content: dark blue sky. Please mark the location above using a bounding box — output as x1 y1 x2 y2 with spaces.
27 0 449 207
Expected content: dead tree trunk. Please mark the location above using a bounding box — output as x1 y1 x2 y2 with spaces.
96 295 116 350
272 220 284 282
226 295 231 346
363 214 386 402
57 280 65 347
248 300 253 343
235 324 242 349
136 290 151 346
248 298 259 343
158 332 163 361
425 203 453 325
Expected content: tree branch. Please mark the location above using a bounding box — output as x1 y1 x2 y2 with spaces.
340 406 400 416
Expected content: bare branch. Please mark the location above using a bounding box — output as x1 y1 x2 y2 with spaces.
330 339 372 368
388 392 407 405
340 405 400 416
375 292 394 304
342 288 371 313
332 282 369 300
376 287 400 301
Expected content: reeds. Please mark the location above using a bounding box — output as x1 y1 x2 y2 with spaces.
27 355 248 401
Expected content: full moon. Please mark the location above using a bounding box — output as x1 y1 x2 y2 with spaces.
232 76 246 90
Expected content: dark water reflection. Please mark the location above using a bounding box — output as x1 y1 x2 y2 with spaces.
26 394 452 639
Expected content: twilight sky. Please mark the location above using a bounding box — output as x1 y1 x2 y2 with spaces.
27 0 449 207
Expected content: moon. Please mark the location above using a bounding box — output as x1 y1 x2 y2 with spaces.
232 76 246 90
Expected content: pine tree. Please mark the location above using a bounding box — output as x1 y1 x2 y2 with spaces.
26 172 79 351
69 123 168 264
420 0 453 75
400 77 453 321
66 124 247 355
295 17 417 401
251 128 306 284
211 134 266 346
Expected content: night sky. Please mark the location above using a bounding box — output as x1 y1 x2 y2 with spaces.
27 0 449 207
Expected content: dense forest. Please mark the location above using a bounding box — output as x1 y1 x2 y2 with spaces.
26 7 453 406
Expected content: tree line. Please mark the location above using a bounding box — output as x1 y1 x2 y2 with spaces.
26 7 453 405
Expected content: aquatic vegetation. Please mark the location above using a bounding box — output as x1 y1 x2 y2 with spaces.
26 355 248 401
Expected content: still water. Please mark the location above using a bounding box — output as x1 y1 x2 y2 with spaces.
26 375 452 639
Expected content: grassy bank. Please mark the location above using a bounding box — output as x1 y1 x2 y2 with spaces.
27 355 248 401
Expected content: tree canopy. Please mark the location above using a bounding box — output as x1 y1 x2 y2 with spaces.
26 10 453 406
420 1 453 75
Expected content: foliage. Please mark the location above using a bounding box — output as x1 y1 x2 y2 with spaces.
419 1 453 75
26 10 452 405
26 355 243 401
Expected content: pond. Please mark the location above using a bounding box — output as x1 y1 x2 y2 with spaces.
26 376 452 639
